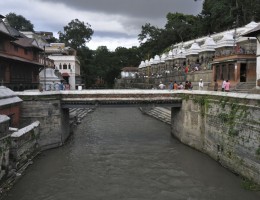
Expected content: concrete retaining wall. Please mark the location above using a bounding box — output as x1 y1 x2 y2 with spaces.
19 94 70 150
0 117 41 193
171 93 260 184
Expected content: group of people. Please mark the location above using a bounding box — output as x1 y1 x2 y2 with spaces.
159 80 193 90
158 79 231 92
213 79 230 92
221 80 230 92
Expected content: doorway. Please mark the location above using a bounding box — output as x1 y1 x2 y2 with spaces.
240 64 247 82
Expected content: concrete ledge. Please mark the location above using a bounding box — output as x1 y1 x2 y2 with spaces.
16 89 260 100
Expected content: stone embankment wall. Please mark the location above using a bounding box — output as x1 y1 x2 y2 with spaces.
0 115 40 193
19 94 70 150
115 70 212 90
171 92 260 184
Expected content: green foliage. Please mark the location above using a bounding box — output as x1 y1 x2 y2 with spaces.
165 12 199 42
241 178 260 191
228 128 239 136
6 12 34 31
220 96 229 109
58 19 94 50
217 99 251 137
180 94 190 101
256 146 260 155
79 45 142 88
193 96 210 117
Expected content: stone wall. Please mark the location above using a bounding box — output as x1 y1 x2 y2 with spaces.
0 115 41 193
0 115 11 182
171 92 260 184
115 70 213 90
10 121 40 171
19 94 70 150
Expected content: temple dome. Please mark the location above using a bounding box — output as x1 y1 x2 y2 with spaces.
153 55 160 64
149 58 154 65
160 53 166 63
145 60 150 67
200 37 216 52
139 61 145 68
186 42 201 55
174 47 187 59
166 50 173 60
216 32 234 48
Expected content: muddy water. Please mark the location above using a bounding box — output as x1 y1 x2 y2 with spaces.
3 107 260 200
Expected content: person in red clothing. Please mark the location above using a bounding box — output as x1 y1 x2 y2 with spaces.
224 80 230 92
185 66 189 73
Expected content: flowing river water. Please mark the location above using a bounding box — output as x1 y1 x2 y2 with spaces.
2 107 260 200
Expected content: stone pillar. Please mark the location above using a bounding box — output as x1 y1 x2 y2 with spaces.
235 62 240 82
19 93 71 150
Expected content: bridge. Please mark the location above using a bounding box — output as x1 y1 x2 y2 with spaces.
60 89 183 108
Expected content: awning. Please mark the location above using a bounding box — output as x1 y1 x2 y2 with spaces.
62 72 70 77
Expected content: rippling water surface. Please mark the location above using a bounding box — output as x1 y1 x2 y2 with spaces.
3 107 260 200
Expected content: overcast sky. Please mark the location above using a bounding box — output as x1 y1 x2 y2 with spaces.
1 0 203 51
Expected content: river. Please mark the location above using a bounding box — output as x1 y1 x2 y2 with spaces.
2 107 260 200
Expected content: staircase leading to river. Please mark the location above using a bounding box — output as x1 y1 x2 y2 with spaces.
141 107 171 125
233 82 256 93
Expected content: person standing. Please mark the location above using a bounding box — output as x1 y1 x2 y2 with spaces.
178 82 184 90
221 80 226 92
199 79 204 90
225 80 230 92
158 81 165 89
184 81 189 90
168 80 173 90
173 81 178 90
214 80 218 91
188 81 193 90
185 65 189 74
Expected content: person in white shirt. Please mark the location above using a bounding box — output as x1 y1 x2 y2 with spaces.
199 79 204 90
221 80 226 92
158 82 165 89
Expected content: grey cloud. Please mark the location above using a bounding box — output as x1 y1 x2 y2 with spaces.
94 30 136 39
39 0 202 19
37 0 202 39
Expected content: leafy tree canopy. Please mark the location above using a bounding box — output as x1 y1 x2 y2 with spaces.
6 12 34 31
58 19 94 50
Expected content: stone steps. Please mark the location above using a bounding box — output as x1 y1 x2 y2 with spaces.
234 82 256 93
145 107 171 125
69 108 94 124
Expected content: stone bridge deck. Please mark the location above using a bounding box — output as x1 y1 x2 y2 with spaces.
16 89 260 108
60 89 182 108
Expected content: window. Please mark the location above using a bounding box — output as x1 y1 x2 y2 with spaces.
68 63 71 69
24 49 28 55
59 63 62 69
63 64 67 69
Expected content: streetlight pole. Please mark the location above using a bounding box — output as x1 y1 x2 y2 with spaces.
44 45 46 91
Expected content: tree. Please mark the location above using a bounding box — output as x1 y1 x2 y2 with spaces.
138 23 171 58
5 12 34 31
165 12 198 42
114 46 142 67
199 0 260 34
59 19 94 50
